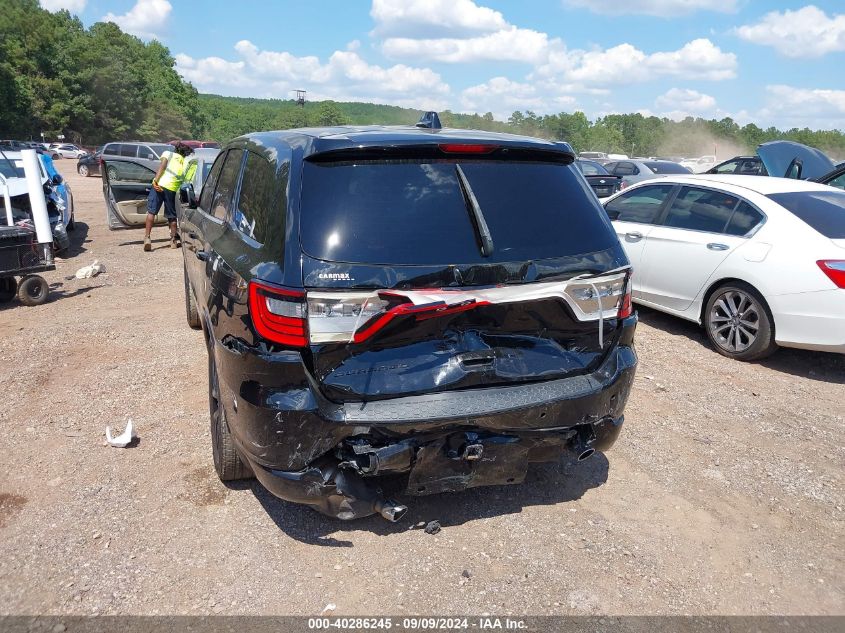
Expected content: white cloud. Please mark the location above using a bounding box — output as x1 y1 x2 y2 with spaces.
460 77 577 120
39 0 87 12
655 88 717 113
735 6 845 58
370 0 506 37
534 38 737 85
758 85 845 129
652 88 721 121
565 0 737 16
382 27 558 64
102 0 171 40
176 41 450 111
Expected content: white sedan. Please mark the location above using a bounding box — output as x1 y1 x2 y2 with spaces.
53 144 86 159
602 175 845 360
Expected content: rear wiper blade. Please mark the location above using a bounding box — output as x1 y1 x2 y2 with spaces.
455 164 494 257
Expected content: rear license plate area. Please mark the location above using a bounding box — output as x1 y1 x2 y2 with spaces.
406 433 529 496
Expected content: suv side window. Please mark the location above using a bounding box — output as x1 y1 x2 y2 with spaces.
737 159 761 175
663 186 739 233
138 145 156 160
103 144 120 156
725 201 764 236
108 161 156 183
232 151 283 245
199 152 226 211
713 160 739 174
826 172 845 190
604 184 674 223
211 149 244 221
118 144 138 158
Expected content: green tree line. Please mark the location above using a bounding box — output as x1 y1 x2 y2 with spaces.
2 0 844 160
0 0 201 145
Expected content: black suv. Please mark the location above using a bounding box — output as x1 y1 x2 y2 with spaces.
179 115 637 521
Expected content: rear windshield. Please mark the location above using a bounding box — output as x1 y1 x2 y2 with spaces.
300 160 616 265
768 191 845 239
644 161 689 174
577 160 609 176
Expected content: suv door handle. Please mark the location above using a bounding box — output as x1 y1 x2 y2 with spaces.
625 231 643 242
196 250 209 261
707 243 729 251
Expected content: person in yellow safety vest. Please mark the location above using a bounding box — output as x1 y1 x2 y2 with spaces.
143 142 195 252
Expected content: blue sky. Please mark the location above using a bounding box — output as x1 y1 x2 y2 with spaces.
41 1 845 130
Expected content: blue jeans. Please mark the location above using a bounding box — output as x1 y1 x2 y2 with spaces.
146 187 177 221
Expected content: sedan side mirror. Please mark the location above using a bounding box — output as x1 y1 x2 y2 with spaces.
179 183 198 208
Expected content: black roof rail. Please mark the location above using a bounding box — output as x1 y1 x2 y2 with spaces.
415 111 442 130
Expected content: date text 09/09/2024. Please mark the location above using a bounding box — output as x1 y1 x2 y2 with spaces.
307 617 528 630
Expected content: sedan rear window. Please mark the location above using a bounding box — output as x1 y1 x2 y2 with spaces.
644 161 690 174
768 191 845 239
300 160 616 265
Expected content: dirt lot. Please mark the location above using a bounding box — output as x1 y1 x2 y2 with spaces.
0 167 842 616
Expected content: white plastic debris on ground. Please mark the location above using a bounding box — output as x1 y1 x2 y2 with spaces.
75 260 106 279
105 418 135 448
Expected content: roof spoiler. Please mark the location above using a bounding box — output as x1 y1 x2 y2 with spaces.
415 111 442 130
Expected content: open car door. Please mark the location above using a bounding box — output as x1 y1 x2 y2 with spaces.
102 158 168 229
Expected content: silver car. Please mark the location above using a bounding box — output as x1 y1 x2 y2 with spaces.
101 142 174 180
603 159 691 189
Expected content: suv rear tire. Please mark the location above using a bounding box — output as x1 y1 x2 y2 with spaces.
209 350 253 481
704 282 777 361
183 264 201 330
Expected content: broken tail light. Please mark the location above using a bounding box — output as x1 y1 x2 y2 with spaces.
307 292 390 343
817 260 845 289
307 291 487 344
564 272 629 320
248 281 307 347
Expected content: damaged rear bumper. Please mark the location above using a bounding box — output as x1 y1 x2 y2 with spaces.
218 316 637 520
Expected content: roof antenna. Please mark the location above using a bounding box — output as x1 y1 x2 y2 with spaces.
416 111 442 129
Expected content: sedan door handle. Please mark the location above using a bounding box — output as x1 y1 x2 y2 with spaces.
625 231 643 242
707 243 729 251
196 250 209 261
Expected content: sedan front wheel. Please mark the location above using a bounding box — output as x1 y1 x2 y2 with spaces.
705 282 777 361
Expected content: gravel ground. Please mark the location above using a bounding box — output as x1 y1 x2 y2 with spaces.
0 167 842 616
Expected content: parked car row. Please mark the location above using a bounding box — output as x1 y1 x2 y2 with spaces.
77 140 221 178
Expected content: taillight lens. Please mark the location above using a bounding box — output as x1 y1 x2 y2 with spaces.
248 281 307 347
564 272 628 320
307 293 390 343
618 275 633 319
619 180 628 190
817 260 845 289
